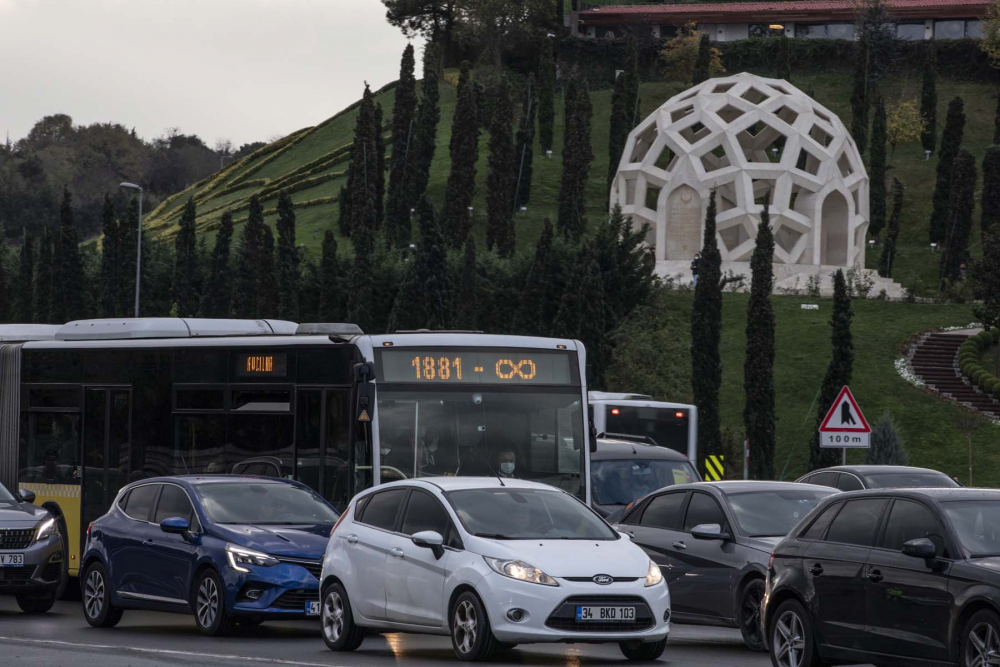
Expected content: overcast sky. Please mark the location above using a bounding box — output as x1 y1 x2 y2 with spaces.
0 0 418 147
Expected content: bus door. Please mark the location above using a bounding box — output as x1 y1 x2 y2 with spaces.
81 387 131 552
295 388 351 511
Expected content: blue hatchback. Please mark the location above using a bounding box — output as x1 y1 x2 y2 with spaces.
81 476 339 636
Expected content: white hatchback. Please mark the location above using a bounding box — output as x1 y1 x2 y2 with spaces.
319 477 670 661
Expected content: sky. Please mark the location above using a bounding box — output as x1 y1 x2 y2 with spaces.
0 0 418 147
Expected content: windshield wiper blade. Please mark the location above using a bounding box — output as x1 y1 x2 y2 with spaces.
473 532 513 540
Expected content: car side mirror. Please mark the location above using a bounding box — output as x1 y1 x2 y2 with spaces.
160 517 192 541
411 530 445 559
18 489 36 504
691 523 730 541
901 537 937 560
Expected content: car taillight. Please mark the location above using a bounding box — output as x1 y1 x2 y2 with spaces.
330 510 348 537
87 521 94 535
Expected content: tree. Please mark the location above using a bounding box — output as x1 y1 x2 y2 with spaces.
973 227 1000 340
486 76 516 257
409 43 442 208
318 230 342 322
557 79 593 241
692 33 713 85
879 178 904 278
538 38 556 155
920 49 937 154
552 243 607 388
866 412 909 465
0 221 7 323
983 146 1000 237
979 0 1000 69
660 23 724 84
442 61 480 247
389 196 454 330
381 0 457 66
995 94 1000 145
173 198 199 317
201 211 234 318
850 0 895 154
744 200 776 480
99 195 118 317
275 191 301 321
16 231 34 323
117 198 138 317
340 84 381 238
777 35 792 81
809 269 854 471
514 73 537 209
886 99 923 169
940 149 978 285
929 97 966 244
456 235 478 330
869 97 887 239
454 0 552 69
232 195 265 318
34 227 53 323
607 37 640 194
347 209 377 332
517 218 554 335
51 187 84 323
385 44 419 248
259 226 278 318
594 204 657 324
691 191 724 473
374 102 386 226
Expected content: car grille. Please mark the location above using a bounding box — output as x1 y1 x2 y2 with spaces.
563 576 640 583
272 589 317 611
0 528 34 549
0 565 37 587
545 595 655 633
278 558 322 579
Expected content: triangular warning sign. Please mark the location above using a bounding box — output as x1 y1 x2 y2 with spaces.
819 386 871 433
358 409 371 422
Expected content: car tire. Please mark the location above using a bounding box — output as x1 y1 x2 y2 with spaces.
769 599 821 667
321 583 364 651
192 569 233 637
82 562 123 628
961 608 1000 667
738 578 767 651
450 591 498 662
15 592 56 614
619 638 667 661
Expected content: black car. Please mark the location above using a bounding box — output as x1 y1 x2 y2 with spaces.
764 488 1000 667
796 464 959 492
590 437 700 518
614 481 837 650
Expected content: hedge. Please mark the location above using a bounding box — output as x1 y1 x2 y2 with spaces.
958 329 1000 398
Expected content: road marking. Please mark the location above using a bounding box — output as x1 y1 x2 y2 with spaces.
0 636 347 667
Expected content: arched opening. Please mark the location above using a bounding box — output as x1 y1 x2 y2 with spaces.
820 190 850 266
665 185 702 261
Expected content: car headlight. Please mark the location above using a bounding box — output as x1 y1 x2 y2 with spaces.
225 543 278 573
484 557 558 586
34 518 56 543
645 559 663 587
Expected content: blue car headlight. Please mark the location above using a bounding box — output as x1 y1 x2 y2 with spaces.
226 543 278 573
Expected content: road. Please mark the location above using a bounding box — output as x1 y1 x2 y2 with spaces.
0 597 789 667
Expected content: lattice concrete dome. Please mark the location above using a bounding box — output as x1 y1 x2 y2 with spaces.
610 73 869 268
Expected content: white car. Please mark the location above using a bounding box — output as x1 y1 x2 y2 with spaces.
319 477 670 661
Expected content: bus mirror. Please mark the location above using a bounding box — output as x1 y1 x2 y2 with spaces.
353 361 375 383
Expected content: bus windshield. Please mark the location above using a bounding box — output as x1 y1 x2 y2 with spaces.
376 387 586 499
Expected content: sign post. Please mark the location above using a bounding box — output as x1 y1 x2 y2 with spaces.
818 386 871 464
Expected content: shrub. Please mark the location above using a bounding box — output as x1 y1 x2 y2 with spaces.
995 384 1000 400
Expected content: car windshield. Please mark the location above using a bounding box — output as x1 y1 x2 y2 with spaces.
942 500 1000 557
726 488 837 537
864 471 959 488
0 484 16 504
194 482 340 525
447 487 617 540
591 459 697 506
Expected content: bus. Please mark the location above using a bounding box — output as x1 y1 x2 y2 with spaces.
589 392 697 461
0 318 592 580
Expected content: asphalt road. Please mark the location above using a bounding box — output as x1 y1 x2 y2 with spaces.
0 596 790 667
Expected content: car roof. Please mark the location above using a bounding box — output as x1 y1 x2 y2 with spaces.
826 487 1000 502
592 438 692 461
809 465 949 475
687 480 838 494
366 476 558 494
130 475 298 486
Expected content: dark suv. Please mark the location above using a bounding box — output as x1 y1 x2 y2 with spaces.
764 488 1000 667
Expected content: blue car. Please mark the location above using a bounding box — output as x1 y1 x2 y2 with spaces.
81 476 339 636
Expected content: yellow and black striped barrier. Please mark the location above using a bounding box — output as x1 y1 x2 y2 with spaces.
704 455 725 481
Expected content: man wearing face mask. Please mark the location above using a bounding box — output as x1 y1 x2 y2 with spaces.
497 449 517 478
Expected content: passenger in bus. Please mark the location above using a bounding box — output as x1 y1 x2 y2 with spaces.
497 449 517 479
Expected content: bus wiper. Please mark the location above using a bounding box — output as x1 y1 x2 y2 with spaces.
474 532 513 540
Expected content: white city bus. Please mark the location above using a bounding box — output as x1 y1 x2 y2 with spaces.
0 319 592 579
589 391 697 461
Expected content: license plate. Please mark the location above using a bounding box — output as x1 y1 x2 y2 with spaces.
575 605 636 622
305 600 320 616
0 553 24 567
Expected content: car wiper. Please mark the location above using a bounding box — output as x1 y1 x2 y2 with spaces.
473 532 513 540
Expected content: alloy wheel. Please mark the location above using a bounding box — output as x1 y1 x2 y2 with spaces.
84 570 104 619
197 577 219 629
773 609 807 667
966 621 1000 667
323 590 344 643
453 600 478 655
741 585 764 645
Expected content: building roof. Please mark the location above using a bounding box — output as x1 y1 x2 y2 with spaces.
580 0 988 24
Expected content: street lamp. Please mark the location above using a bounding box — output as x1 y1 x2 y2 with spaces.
119 182 143 318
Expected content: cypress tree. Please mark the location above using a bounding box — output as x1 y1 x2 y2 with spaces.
202 211 234 318
17 231 34 323
517 218 554 336
259 226 278 318
920 50 937 154
34 227 53 324
117 200 138 317
594 204 656 323
441 60 480 247
0 222 7 323
879 178 904 278
552 243 607 388
869 97 887 239
866 412 908 465
347 209 376 332
52 187 84 323
994 94 1000 145
276 191 301 320
940 149 977 285
386 44 418 247
486 76 516 257
930 97 966 244
456 235 478 330
607 37 640 194
850 46 869 154
318 230 341 322
374 102 386 226
514 73 537 209
557 80 593 241
341 84 380 238
563 77 579 150
809 269 854 471
973 227 1000 336
538 39 556 155
744 200 776 480
99 195 118 317
173 198 199 317
692 33 712 85
691 191 723 472
232 195 265 318
982 146 1000 237
389 196 454 330
778 35 792 81
409 43 441 207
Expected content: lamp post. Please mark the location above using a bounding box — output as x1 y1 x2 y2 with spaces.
119 182 143 317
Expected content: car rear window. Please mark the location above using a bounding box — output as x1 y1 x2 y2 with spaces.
863 472 958 489
639 492 687 530
825 498 888 546
359 489 407 531
123 484 159 521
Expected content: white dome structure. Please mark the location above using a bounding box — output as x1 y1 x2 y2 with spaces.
611 73 869 270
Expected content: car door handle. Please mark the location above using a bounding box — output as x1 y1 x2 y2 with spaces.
868 569 884 583
809 564 824 576
672 541 687 550
345 534 359 544
390 547 404 558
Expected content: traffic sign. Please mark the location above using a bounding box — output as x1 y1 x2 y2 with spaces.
818 386 871 449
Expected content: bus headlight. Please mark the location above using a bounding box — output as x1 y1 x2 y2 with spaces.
34 518 56 543
645 559 663 587
226 543 278 572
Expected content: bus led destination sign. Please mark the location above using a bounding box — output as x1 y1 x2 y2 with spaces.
235 352 288 378
378 349 575 385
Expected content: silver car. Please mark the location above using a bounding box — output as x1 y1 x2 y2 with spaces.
0 484 65 613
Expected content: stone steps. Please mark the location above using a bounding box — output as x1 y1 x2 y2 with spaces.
907 332 1000 418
